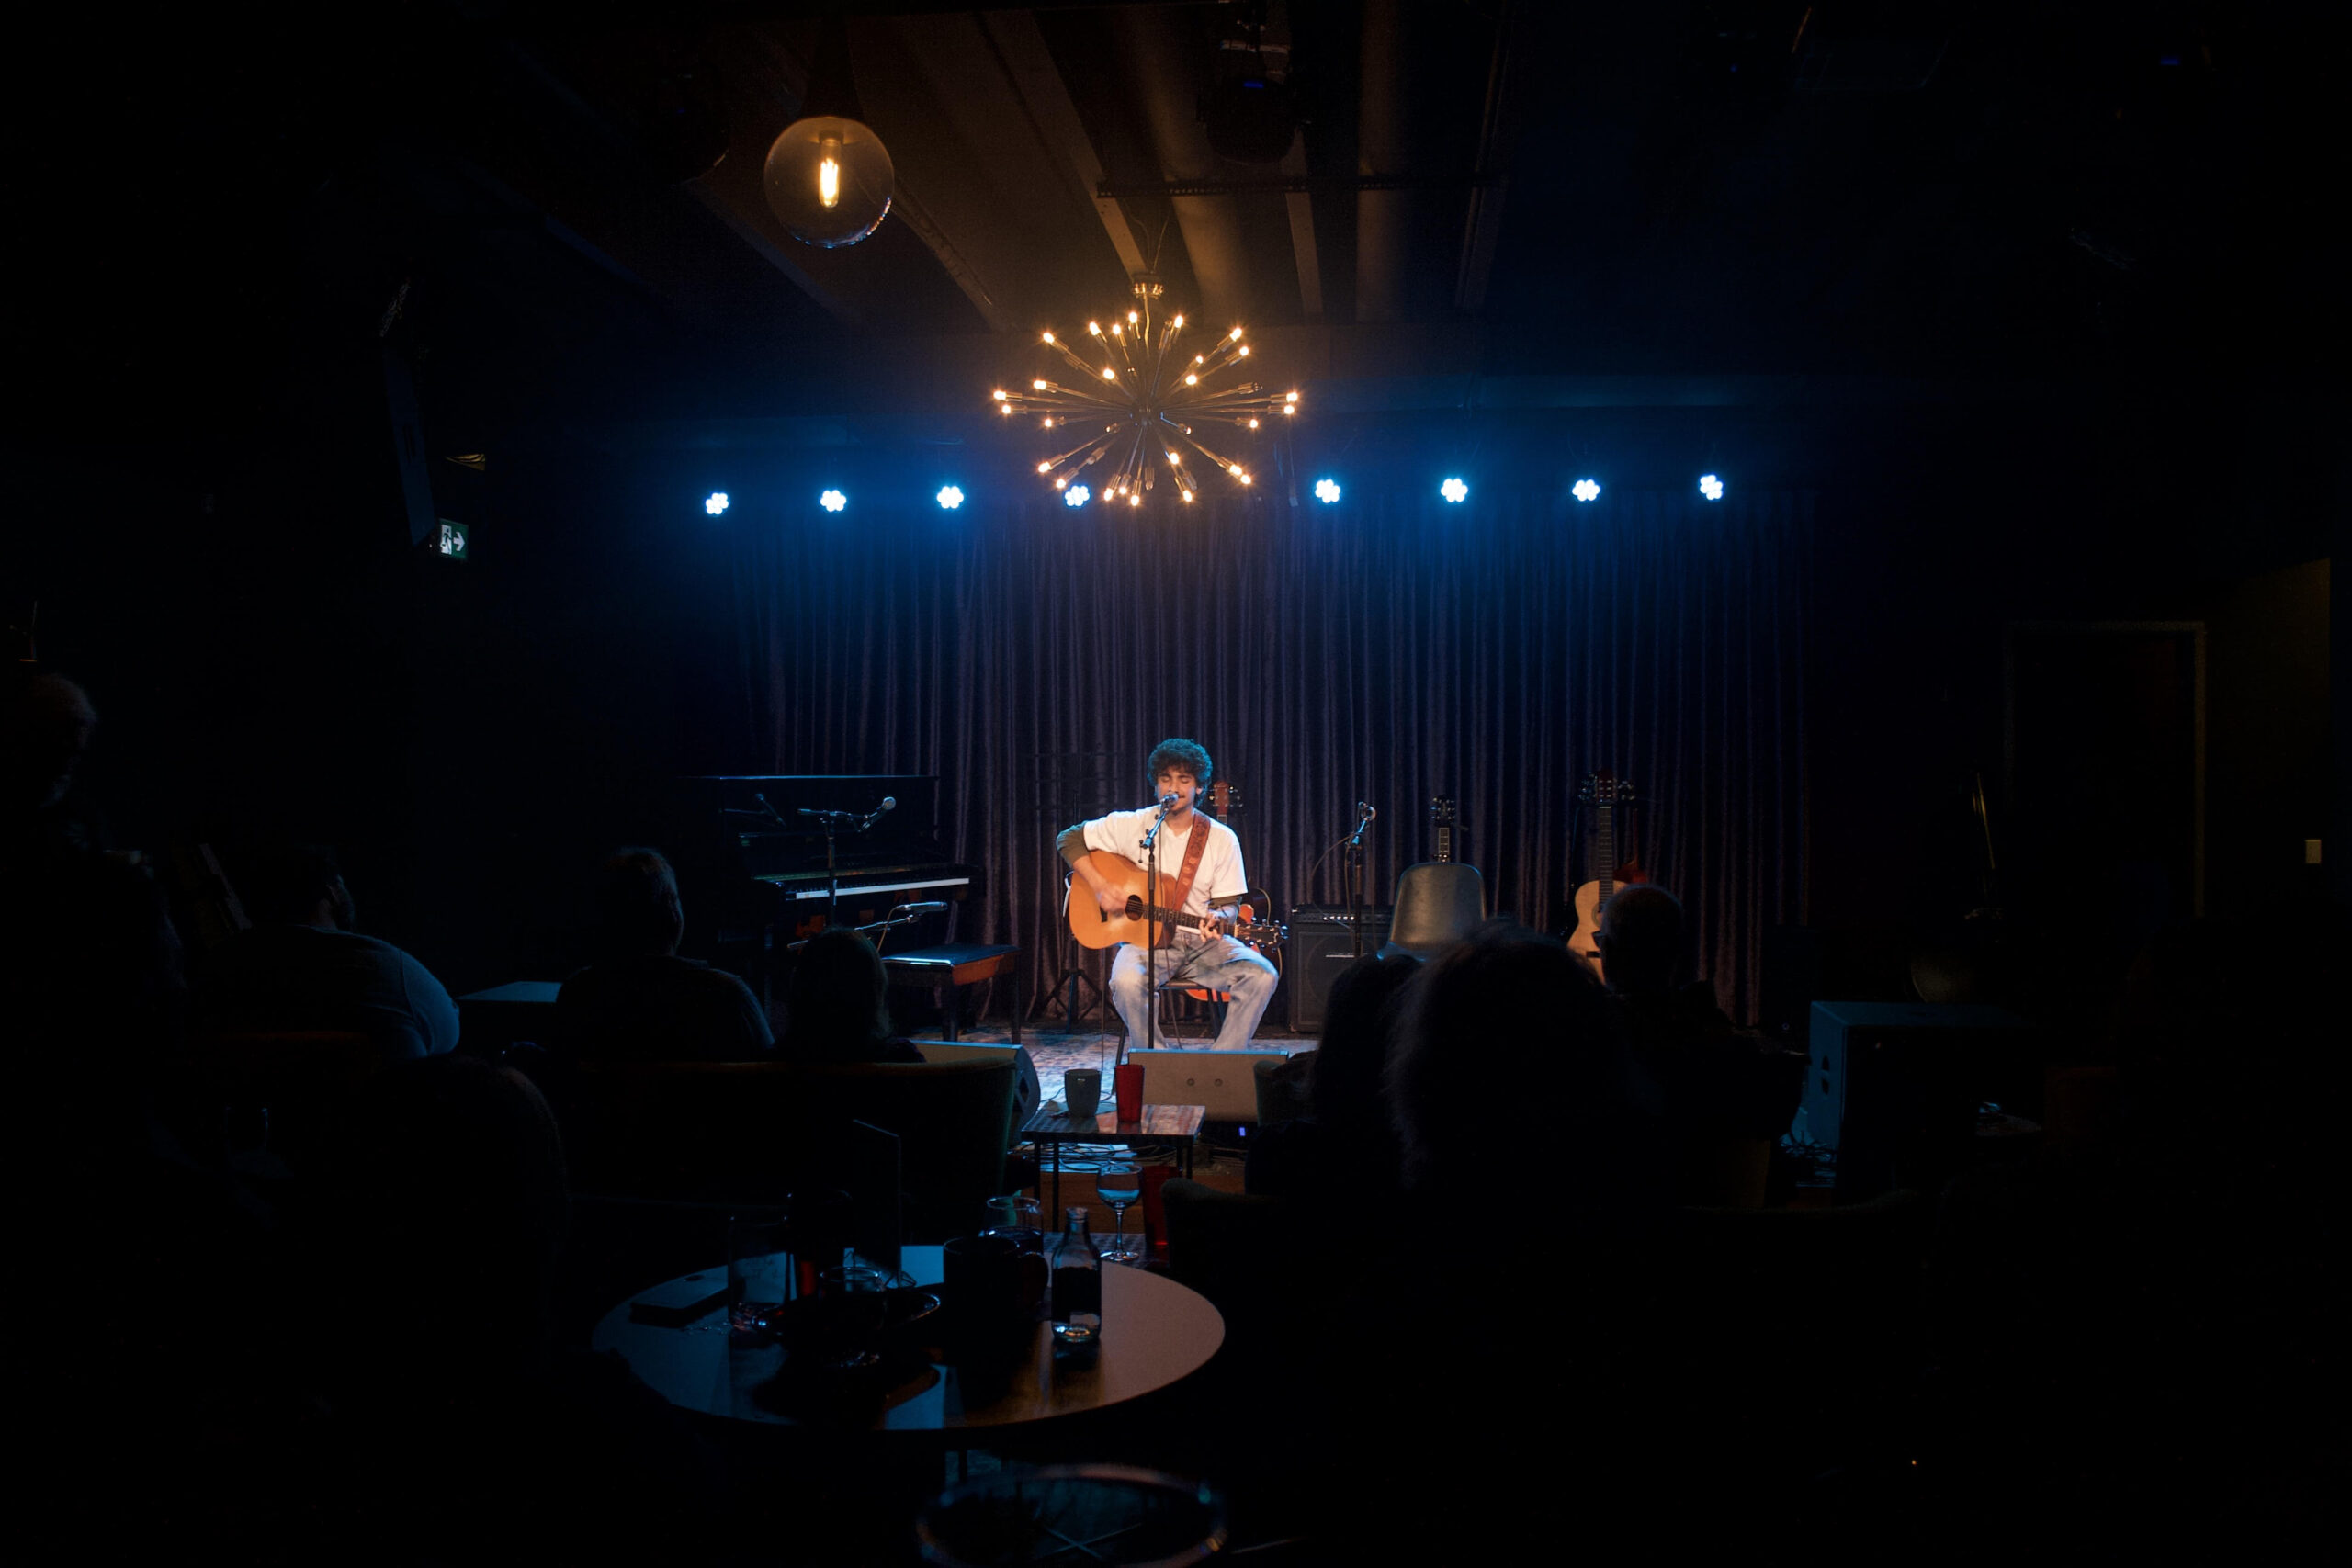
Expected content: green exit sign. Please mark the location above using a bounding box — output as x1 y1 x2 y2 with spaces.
436 520 469 560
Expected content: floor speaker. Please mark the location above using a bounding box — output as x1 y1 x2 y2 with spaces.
1285 908 1393 1033
1124 1048 1291 1120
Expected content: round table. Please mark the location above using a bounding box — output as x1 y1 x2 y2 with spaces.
592 1247 1225 1437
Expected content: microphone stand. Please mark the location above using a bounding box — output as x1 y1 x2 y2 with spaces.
797 799 894 932
1131 795 1177 1068
1346 807 1373 959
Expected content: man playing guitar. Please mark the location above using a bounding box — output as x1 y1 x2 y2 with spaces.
1057 739 1279 1052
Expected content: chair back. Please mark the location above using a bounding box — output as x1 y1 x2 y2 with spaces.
566 1056 1015 1237
1380 862 1487 960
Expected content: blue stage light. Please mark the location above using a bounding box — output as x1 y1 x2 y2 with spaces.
936 485 965 510
1440 477 1469 503
1064 484 1091 508
705 491 729 516
1698 473 1724 502
820 489 848 513
1314 478 1341 504
1571 479 1600 502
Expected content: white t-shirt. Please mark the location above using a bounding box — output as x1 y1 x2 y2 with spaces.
1081 808 1248 935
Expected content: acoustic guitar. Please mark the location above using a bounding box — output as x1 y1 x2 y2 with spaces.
1566 773 1646 982
1066 850 1288 952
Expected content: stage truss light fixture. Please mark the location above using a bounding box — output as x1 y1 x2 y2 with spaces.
1698 473 1724 502
820 489 848 513
1571 479 1600 502
1314 478 1341 504
705 491 730 516
936 485 965 511
1440 477 1469 503
1064 483 1091 508
990 279 1298 505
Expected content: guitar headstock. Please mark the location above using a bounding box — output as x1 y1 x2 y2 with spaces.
1208 780 1241 820
1577 772 1637 807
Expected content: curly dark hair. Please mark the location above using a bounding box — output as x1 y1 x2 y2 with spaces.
1146 738 1212 787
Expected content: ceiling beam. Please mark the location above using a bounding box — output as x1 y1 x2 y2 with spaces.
1455 3 1529 312
978 9 1151 281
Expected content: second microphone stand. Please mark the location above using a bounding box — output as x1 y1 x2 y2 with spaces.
1345 807 1373 959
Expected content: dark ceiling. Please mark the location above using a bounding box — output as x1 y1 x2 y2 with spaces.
5 1 2343 438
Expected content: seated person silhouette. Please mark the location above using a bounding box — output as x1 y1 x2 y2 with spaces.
195 841 458 1063
1597 885 1798 1194
779 928 924 1065
553 849 772 1062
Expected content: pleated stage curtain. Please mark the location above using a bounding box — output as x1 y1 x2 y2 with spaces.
733 488 1810 1023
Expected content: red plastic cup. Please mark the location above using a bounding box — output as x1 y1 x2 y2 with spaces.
1114 1061 1145 1122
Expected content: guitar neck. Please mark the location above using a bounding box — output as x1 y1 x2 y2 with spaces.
1596 805 1614 899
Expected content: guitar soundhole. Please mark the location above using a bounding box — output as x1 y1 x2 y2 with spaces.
1124 897 1146 919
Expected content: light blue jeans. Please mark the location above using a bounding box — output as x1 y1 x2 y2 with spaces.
1107 937 1279 1051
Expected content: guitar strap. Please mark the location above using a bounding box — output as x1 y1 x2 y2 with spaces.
1159 810 1217 940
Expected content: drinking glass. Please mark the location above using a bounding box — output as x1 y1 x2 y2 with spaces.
1094 1160 1143 1265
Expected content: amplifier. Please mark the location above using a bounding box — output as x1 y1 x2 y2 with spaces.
1284 907 1393 1034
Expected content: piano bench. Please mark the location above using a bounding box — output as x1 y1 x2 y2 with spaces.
882 944 1023 1043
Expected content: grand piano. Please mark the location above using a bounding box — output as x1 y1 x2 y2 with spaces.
672 776 979 998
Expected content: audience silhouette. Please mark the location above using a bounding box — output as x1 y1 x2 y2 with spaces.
779 927 923 1065
193 840 459 1062
553 848 773 1062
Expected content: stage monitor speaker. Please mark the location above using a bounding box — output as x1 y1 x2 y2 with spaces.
1284 907 1393 1033
1123 1049 1290 1121
1797 1001 2040 1200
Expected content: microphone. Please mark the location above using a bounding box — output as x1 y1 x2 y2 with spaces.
1159 793 1182 807
876 795 898 816
890 900 950 916
1357 801 1377 820
857 795 898 830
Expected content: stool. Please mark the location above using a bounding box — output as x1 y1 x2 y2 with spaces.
882 944 1023 1042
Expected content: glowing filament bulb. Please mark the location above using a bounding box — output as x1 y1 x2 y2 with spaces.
1088 321 1102 335
992 389 1006 400
1184 374 1198 385
1229 464 1244 477
1286 391 1299 402
1042 332 1055 343
1127 310 1138 322
1282 405 1294 415
1055 478 1068 489
1043 417 1055 428
1238 474 1252 485
1167 452 1181 464
1173 314 1184 326
1129 492 1142 507
1102 367 1117 380
1037 462 1052 473
817 141 842 209
1110 323 1121 337
1238 346 1250 356
1194 355 1205 364
1033 379 1047 390
1181 490 1194 503
1247 418 1260 429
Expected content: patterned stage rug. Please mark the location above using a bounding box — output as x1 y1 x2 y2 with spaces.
914 1019 1312 1102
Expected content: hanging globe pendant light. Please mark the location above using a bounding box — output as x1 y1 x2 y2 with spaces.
763 15 893 249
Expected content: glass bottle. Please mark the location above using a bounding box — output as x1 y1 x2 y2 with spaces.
1048 1206 1102 1348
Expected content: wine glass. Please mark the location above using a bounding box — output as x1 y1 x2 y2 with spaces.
1094 1159 1143 1265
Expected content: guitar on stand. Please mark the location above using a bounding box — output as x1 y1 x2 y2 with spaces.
1566 773 1646 983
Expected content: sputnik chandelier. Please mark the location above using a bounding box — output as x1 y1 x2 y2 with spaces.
992 280 1298 507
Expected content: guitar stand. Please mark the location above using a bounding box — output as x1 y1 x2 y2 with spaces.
1046 947 1108 1032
